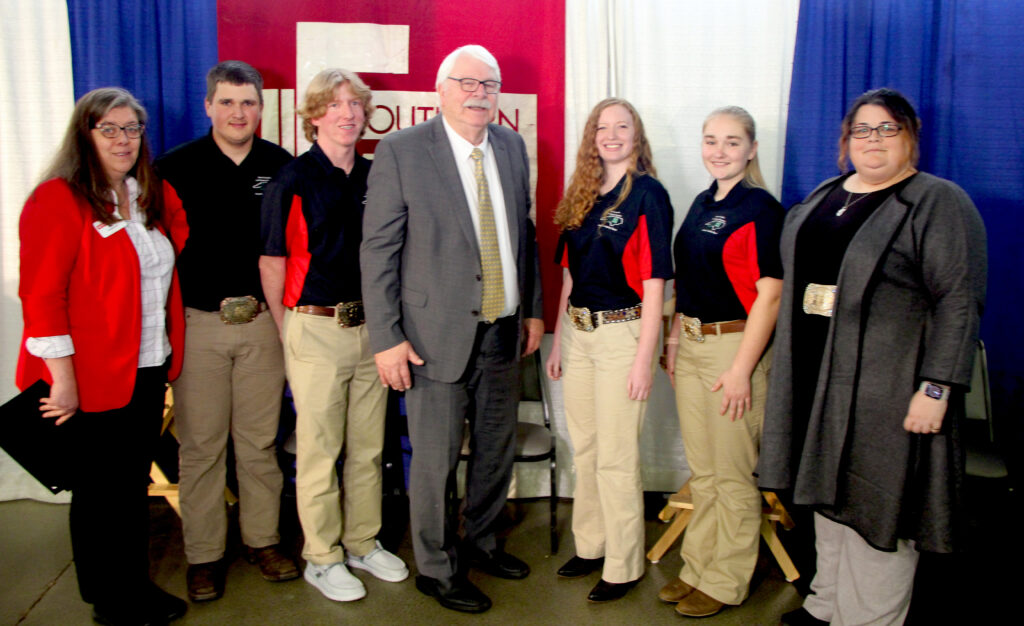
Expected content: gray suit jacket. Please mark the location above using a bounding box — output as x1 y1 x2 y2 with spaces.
361 115 542 383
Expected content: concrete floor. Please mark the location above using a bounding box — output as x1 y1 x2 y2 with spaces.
2 476 1019 626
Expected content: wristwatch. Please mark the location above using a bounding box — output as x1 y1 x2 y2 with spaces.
920 381 947 401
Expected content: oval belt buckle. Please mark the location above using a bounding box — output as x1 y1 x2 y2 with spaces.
681 314 705 343
220 295 258 325
802 283 837 317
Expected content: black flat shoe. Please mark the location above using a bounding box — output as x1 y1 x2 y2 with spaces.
415 575 492 613
781 606 830 625
557 555 605 578
464 548 530 580
91 584 186 626
587 578 638 603
146 584 186 623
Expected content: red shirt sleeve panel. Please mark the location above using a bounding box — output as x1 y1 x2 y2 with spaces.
160 180 189 255
721 221 760 314
18 180 84 338
621 214 652 300
283 195 310 308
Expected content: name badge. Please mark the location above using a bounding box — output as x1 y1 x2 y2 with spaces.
93 220 126 238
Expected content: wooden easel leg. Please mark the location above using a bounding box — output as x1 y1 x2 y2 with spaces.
760 517 799 582
647 509 692 563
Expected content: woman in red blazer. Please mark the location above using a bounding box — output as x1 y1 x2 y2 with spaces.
17 87 186 625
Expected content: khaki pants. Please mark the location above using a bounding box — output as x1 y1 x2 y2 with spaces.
561 313 649 584
674 331 767 605
804 513 918 626
284 309 387 564
174 308 285 564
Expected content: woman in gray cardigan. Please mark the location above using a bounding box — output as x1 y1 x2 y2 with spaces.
757 88 986 626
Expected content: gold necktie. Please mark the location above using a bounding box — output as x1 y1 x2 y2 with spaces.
471 148 505 322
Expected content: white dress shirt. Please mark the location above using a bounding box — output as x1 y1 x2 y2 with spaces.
441 116 519 318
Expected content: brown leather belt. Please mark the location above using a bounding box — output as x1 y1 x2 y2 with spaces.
678 314 746 343
292 301 365 327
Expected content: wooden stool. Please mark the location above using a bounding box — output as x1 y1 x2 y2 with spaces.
646 479 800 582
148 387 237 516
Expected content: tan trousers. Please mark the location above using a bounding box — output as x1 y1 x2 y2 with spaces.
673 331 767 605
174 308 285 564
804 513 918 626
284 309 387 564
561 313 649 584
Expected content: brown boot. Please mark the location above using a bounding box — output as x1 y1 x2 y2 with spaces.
186 559 225 602
658 577 696 603
675 589 726 617
245 545 300 582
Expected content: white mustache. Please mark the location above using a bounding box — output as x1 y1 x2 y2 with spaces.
463 98 492 109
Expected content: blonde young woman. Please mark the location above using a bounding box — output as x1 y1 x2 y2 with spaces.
660 106 784 617
546 98 674 603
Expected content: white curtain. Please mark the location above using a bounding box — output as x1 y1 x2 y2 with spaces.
0 1 76 502
550 0 800 496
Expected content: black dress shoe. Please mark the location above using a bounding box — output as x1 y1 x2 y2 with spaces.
464 548 530 579
781 606 830 625
146 584 187 623
186 559 225 602
415 575 492 613
557 555 605 578
587 578 638 603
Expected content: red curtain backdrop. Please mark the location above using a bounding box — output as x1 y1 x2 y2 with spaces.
218 0 566 326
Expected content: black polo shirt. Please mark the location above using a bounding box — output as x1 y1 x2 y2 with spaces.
155 131 292 311
673 181 784 322
555 174 675 311
260 143 370 307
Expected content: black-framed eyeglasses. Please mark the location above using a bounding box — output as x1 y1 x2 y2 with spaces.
850 123 902 139
95 122 145 139
447 76 501 94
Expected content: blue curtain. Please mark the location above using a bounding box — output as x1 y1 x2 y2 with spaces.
66 0 218 156
781 0 1024 422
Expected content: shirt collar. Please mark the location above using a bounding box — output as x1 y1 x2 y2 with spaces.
441 115 489 163
108 176 141 220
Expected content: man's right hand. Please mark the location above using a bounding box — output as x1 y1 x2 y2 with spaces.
374 340 425 391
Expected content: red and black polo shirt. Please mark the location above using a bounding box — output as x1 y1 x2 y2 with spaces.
673 181 784 322
556 174 675 311
260 143 370 307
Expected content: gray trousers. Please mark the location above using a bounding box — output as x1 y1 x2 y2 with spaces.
404 316 521 582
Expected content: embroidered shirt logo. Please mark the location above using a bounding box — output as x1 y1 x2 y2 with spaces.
253 176 272 195
599 210 625 232
701 215 727 234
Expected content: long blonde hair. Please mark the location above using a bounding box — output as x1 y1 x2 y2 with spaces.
555 98 656 230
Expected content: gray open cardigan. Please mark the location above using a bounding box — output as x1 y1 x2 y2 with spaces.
756 172 987 553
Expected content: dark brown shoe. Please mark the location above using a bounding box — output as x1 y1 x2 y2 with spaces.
245 544 300 582
186 560 225 602
658 577 696 603
675 589 726 617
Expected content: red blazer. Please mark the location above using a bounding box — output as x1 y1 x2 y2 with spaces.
16 178 185 412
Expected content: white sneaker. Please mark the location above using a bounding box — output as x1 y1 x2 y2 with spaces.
346 541 409 582
304 562 366 601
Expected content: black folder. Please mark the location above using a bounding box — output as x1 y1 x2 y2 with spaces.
0 380 73 493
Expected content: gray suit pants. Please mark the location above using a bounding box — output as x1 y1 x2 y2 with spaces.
404 315 521 581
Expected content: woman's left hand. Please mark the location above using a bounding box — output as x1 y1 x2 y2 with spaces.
627 359 653 401
711 367 752 421
903 389 947 434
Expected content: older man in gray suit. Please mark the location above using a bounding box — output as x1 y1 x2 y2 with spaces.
361 44 543 613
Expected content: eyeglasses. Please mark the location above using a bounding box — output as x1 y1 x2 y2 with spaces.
447 76 501 94
95 122 145 139
850 123 902 139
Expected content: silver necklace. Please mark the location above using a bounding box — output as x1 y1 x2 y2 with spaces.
835 191 868 216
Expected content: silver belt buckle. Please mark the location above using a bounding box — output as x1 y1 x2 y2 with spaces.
803 283 837 317
680 314 705 343
220 296 259 325
568 305 596 332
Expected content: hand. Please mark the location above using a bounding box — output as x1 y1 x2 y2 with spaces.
711 367 752 421
40 377 78 425
627 358 653 401
545 341 562 381
903 388 947 434
662 342 679 388
374 341 424 392
522 317 544 356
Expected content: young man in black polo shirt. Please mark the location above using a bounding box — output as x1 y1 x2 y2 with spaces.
156 60 298 602
260 68 407 604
